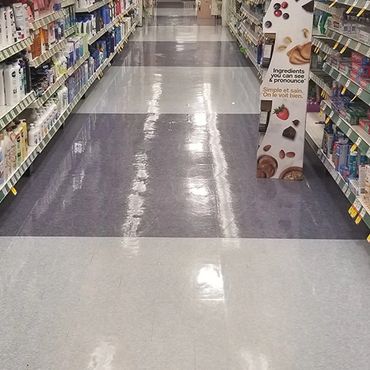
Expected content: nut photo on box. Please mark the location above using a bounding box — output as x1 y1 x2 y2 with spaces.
256 0 314 180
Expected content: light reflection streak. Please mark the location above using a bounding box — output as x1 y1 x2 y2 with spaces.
121 75 163 243
201 83 240 237
196 264 225 301
87 340 116 370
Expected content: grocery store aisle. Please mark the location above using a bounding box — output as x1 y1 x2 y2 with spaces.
1 2 370 370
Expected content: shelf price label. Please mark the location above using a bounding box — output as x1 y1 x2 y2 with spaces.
347 127 353 137
350 87 363 102
333 35 343 49
349 205 358 218
340 39 350 54
355 214 362 224
360 207 367 218
355 137 362 146
351 143 358 152
10 187 17 196
347 0 359 14
341 80 351 95
357 1 369 16
325 110 334 124
329 0 337 8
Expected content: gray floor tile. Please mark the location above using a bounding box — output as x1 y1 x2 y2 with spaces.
157 1 188 7
132 25 233 42
1 237 370 370
77 66 260 114
146 15 217 26
0 113 366 239
112 41 252 67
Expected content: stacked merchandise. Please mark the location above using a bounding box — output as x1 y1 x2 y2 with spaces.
227 0 272 79
0 0 138 200
0 3 31 48
307 0 370 230
0 57 31 106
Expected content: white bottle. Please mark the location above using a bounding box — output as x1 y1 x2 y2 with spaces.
28 123 39 147
13 60 22 101
12 3 26 41
4 63 18 106
5 7 16 45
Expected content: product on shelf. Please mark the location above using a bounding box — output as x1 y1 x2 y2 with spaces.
0 57 31 106
0 4 32 49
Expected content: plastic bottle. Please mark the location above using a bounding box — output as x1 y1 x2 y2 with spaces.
4 62 19 106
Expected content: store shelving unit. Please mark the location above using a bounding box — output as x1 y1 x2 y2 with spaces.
227 0 370 233
226 0 266 80
0 1 139 203
307 1 370 232
29 39 69 67
87 4 137 44
0 38 33 63
31 10 66 30
0 92 37 131
75 0 111 13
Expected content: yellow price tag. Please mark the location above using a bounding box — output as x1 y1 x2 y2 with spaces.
340 40 350 54
349 205 354 215
325 116 331 124
351 143 358 152
357 7 366 17
346 5 354 14
333 41 340 50
10 187 17 196
341 86 347 94
367 233 370 243
355 215 362 224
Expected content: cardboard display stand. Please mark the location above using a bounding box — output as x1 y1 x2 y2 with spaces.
257 0 314 180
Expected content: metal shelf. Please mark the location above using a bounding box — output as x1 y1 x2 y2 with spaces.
228 22 264 81
76 0 111 13
31 10 66 30
0 37 33 63
321 100 370 157
0 92 37 131
0 24 137 203
62 0 76 7
326 27 370 58
315 1 344 16
240 5 263 26
31 53 90 108
334 0 369 9
323 62 370 105
29 39 68 68
88 5 136 44
310 71 332 96
316 149 370 228
65 25 77 37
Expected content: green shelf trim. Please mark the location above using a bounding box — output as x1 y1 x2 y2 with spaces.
0 92 37 130
323 62 370 105
321 101 370 157
0 24 137 204
0 37 33 63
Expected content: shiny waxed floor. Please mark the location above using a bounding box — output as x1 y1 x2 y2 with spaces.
0 2 370 370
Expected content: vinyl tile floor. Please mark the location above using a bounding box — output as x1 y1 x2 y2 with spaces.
0 2 370 370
